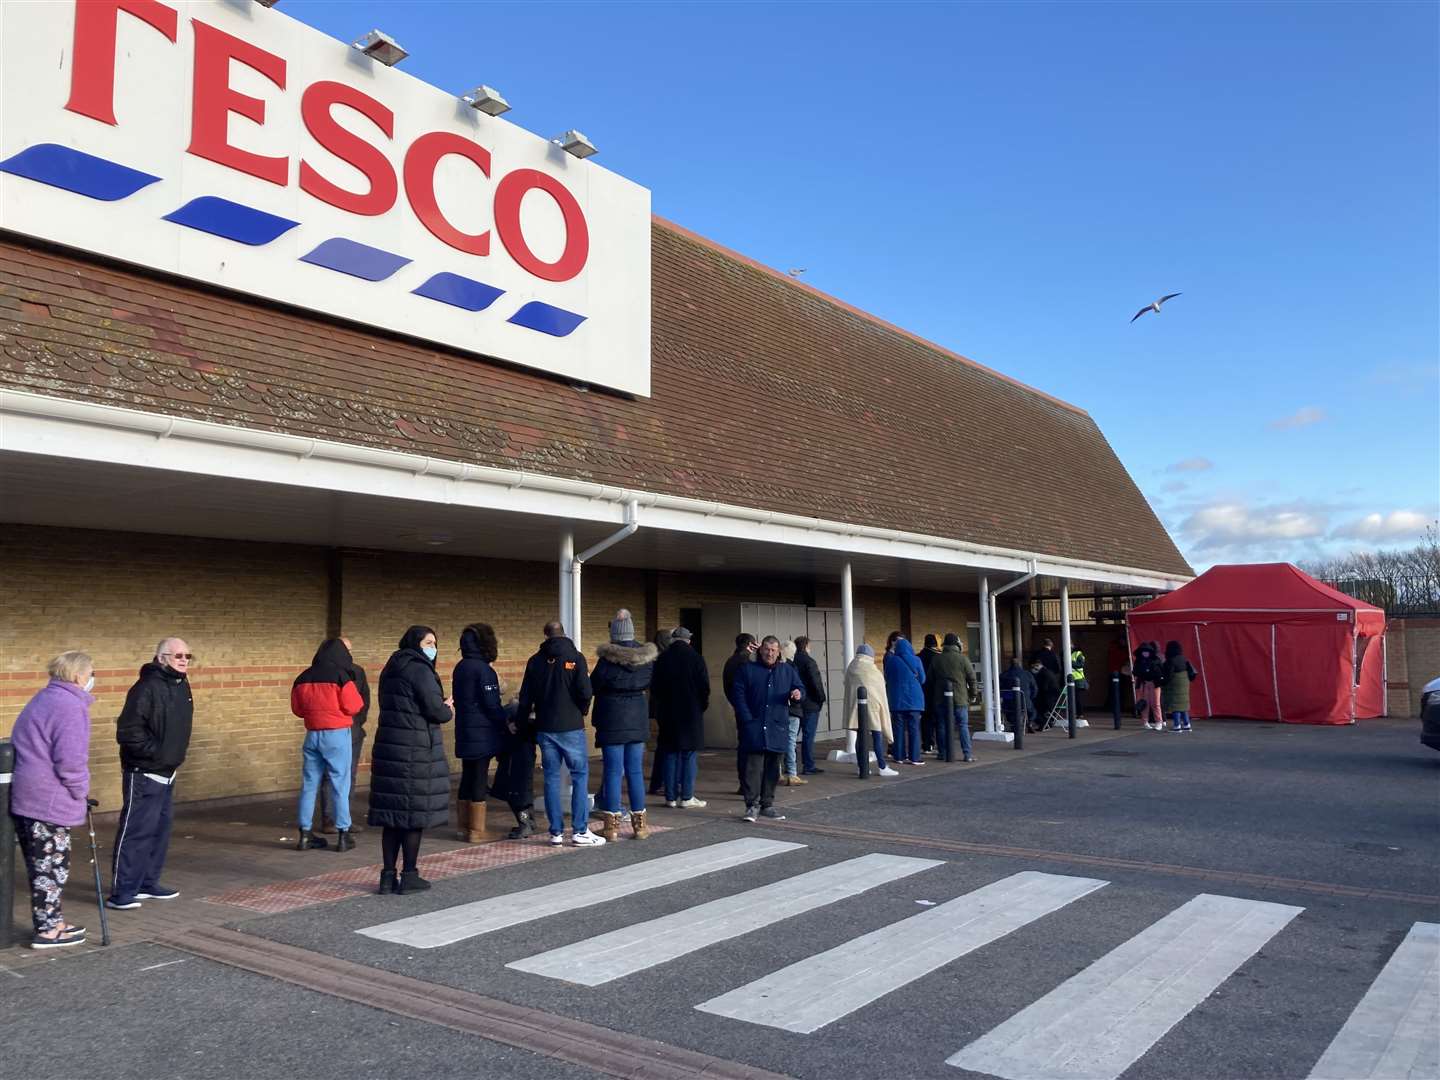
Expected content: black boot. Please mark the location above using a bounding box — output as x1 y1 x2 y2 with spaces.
398 869 431 893
507 809 534 840
296 829 328 851
335 829 355 852
377 870 397 895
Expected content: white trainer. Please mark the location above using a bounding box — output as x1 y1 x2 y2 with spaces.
680 797 708 809
878 766 900 777
572 828 606 847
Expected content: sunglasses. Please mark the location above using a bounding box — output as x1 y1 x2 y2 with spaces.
162 652 196 661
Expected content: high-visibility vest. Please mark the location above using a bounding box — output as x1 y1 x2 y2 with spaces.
1070 649 1087 684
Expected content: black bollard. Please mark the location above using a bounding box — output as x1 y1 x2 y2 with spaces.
1012 690 1024 750
1111 673 1122 730
0 739 14 950
1067 675 1077 739
941 681 955 762
856 686 871 779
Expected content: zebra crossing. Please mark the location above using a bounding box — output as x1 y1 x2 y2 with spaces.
355 840 1440 1079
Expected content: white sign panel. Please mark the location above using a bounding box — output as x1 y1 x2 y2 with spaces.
0 1 652 396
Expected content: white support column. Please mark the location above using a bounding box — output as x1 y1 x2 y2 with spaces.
975 575 1012 744
831 561 860 762
558 529 574 634
1060 582 1088 728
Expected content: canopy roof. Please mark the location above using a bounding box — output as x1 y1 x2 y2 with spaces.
1129 563 1384 630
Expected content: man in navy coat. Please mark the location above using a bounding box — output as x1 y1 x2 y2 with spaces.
731 635 804 822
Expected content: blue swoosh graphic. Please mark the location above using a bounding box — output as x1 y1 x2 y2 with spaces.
508 301 586 338
163 197 300 246
412 272 505 312
0 143 160 202
300 237 411 282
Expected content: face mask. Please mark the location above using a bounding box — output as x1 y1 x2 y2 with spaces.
83 675 95 693
422 646 438 662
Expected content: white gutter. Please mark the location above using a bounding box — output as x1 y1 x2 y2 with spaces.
0 389 1190 591
571 500 640 651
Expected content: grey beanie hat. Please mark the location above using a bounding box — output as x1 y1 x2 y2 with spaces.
857 643 875 657
671 626 693 642
609 610 636 642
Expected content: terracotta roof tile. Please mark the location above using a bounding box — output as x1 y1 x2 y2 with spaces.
0 222 1190 578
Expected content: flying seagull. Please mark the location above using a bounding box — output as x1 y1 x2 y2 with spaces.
787 268 807 278
1131 292 1182 323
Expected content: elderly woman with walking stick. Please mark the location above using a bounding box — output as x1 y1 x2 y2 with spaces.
9 650 94 949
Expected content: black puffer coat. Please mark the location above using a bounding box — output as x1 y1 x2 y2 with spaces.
367 635 453 830
453 627 507 760
591 640 658 746
652 642 710 751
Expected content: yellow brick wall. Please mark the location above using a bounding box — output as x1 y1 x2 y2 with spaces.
1 525 326 810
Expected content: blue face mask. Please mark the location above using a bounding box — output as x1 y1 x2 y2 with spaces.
422 646 438 662
84 675 95 693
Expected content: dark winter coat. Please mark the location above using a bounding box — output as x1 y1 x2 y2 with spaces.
367 640 453 830
291 638 365 732
793 648 827 713
1034 665 1062 716
1161 644 1198 713
732 659 803 754
1036 648 1063 677
926 645 978 714
1133 644 1163 686
516 636 592 734
349 663 371 732
453 627 508 760
722 649 753 728
116 661 193 776
652 642 710 751
882 638 926 714
592 640 658 746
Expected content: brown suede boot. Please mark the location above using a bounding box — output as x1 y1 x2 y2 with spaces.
455 800 471 841
597 810 621 842
466 800 488 842
631 809 650 840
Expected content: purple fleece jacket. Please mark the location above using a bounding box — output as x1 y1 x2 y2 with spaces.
10 678 92 827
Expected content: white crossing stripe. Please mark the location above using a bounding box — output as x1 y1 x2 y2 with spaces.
355 837 803 949
947 892 1303 1080
509 853 943 986
696 870 1107 1033
1308 921 1439 1080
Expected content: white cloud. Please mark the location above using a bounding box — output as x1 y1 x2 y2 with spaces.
1331 510 1434 541
1269 406 1327 431
1179 502 1327 553
1165 457 1213 473
1161 480 1189 494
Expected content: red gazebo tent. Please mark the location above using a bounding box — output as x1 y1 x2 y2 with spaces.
1126 563 1387 725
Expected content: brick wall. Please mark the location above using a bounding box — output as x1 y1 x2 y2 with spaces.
1 525 326 810
1390 618 1440 717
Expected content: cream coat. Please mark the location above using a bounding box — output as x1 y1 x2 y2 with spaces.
843 655 894 743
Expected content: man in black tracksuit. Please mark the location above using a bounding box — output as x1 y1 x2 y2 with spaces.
723 634 758 792
109 637 195 910
516 621 598 844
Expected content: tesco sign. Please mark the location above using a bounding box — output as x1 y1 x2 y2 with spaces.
0 1 652 396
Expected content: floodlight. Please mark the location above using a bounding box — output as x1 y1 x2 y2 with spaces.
352 30 407 67
554 130 598 159
464 86 511 117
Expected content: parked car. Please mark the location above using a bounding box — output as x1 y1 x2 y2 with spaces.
1422 676 1440 752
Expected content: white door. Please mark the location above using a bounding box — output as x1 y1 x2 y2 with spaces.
807 607 864 735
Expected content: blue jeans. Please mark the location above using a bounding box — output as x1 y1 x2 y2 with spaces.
664 749 698 801
954 705 973 757
867 731 888 770
298 728 352 831
538 729 590 835
894 710 922 762
1170 711 1191 730
600 741 646 813
800 709 821 772
784 715 801 775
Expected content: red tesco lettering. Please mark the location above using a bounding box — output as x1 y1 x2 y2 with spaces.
63 0 588 280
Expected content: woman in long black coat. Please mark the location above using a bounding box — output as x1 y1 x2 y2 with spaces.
650 630 710 806
368 625 453 895
452 623 509 842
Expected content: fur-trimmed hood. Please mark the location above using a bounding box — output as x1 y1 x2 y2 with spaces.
596 641 659 669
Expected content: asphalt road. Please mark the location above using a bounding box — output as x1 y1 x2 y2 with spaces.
9 718 1438 1080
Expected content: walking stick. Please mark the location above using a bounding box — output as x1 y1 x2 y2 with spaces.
85 799 110 946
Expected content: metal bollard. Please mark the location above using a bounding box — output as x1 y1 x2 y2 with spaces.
1011 690 1024 751
1111 673 1122 730
1 739 14 950
856 686 871 779
1067 675 1077 739
941 681 955 762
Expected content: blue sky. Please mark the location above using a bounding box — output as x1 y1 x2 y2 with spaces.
285 0 1439 570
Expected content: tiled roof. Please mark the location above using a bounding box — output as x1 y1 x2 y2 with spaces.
0 221 1191 578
